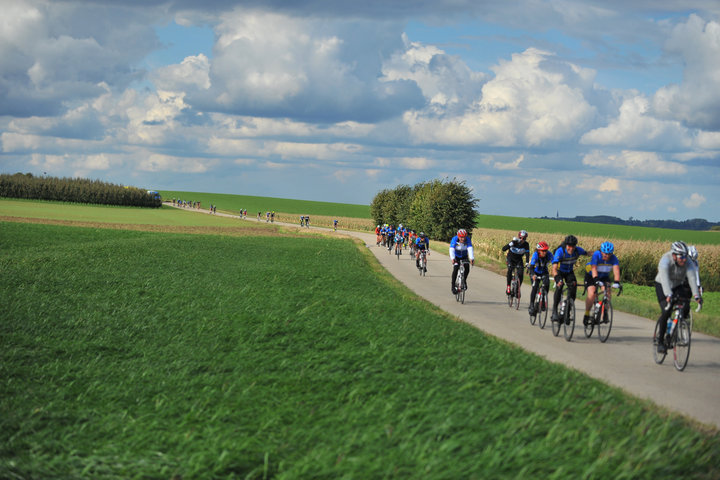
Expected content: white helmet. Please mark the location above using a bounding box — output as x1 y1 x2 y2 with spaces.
671 241 688 256
688 245 698 262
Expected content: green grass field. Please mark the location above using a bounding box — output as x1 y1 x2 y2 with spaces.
160 190 371 219
476 214 720 245
2 221 719 478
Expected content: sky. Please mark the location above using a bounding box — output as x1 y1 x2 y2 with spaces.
1 1 719 221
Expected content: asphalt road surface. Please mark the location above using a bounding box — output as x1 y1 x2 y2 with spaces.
177 206 720 430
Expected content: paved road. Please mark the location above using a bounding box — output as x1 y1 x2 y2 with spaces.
174 205 720 430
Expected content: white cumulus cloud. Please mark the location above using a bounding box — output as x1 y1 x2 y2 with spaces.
683 193 706 208
404 48 597 147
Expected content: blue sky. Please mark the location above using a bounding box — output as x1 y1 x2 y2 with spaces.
1 0 719 221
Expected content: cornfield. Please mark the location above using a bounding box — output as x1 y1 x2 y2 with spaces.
471 228 720 292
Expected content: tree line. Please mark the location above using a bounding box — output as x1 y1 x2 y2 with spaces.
541 215 720 231
0 173 162 208
370 179 479 241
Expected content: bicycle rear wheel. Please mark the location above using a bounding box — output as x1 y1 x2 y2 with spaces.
597 300 613 343
563 298 575 341
529 296 537 326
583 310 594 338
673 319 691 371
538 291 548 329
652 321 666 364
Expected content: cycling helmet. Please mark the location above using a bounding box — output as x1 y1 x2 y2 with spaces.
564 235 578 246
688 245 698 262
457 229 467 238
536 241 549 251
419 232 425 237
600 241 614 254
671 241 688 256
518 230 528 240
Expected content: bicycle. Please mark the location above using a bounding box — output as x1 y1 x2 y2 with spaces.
583 281 622 343
506 263 522 310
528 274 549 329
417 250 427 276
551 281 576 341
653 294 700 371
454 260 469 304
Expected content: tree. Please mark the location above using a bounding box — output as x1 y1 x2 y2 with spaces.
371 178 479 241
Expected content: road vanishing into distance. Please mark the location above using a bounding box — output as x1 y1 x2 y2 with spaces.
175 205 720 430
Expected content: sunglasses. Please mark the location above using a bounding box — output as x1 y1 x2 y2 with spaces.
675 254 687 260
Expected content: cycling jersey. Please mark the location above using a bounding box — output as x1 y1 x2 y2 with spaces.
552 245 587 273
655 251 699 298
449 235 474 261
415 236 429 250
585 250 619 280
529 251 552 275
502 239 530 263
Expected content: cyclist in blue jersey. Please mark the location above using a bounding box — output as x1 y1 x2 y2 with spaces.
449 229 475 294
502 230 530 297
415 232 430 268
551 235 588 323
583 241 621 326
386 224 396 251
527 241 552 316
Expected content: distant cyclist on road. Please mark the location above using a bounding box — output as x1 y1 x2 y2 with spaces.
654 241 702 354
527 241 552 316
583 241 621 326
449 229 475 295
551 235 588 323
502 230 530 297
415 232 430 269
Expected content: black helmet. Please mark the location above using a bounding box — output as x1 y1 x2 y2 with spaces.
564 235 578 246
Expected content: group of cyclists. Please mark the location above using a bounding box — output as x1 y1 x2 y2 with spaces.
377 222 705 357
375 224 431 272
500 230 703 352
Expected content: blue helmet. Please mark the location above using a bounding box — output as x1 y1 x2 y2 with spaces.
600 241 614 254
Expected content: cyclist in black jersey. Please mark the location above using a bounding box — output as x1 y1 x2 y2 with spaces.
502 230 530 297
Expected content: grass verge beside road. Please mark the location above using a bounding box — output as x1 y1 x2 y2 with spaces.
1 221 719 478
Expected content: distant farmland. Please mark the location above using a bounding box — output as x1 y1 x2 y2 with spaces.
160 191 371 219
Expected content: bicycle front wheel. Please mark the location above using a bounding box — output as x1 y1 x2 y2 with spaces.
597 301 613 343
538 292 548 329
563 299 575 342
673 319 691 371
583 311 594 338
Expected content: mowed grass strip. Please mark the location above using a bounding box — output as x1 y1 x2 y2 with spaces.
0 197 245 227
1 222 719 479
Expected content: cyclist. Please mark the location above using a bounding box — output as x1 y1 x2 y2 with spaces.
415 232 430 269
687 245 703 296
386 224 396 252
583 241 621 326
450 229 475 294
394 229 404 255
502 230 530 297
333 219 338 231
527 241 552 316
654 241 702 354
551 235 588 323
